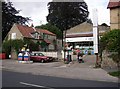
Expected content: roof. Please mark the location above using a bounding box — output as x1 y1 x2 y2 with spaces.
16 24 35 38
15 24 56 38
44 39 51 44
66 33 93 38
107 1 120 9
36 29 56 36
66 22 93 34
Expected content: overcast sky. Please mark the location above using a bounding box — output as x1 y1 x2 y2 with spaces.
9 0 110 26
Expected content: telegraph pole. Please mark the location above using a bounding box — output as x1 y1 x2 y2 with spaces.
92 8 99 68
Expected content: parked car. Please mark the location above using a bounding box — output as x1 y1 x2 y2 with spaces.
30 52 53 63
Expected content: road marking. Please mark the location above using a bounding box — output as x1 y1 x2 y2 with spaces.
20 82 54 89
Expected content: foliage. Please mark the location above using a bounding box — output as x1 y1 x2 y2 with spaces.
2 39 24 57
2 1 30 41
40 41 47 48
23 38 39 51
99 29 120 64
2 40 11 57
108 71 120 77
47 2 89 31
100 29 120 53
29 41 39 51
11 39 24 53
35 23 62 39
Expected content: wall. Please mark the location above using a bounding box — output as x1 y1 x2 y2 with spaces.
110 8 120 30
7 24 23 40
101 50 117 68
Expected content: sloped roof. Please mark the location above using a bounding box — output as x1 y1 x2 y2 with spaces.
44 39 51 44
66 22 93 34
15 24 56 38
107 0 120 9
16 24 35 38
36 29 56 36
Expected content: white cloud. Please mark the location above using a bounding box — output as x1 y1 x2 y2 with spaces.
10 0 110 26
85 0 110 25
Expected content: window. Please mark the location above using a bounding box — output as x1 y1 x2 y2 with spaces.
11 33 16 40
34 33 39 39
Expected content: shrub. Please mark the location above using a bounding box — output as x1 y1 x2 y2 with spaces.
100 29 120 66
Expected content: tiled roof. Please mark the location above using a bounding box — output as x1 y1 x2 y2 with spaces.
107 1 120 9
36 29 56 36
15 24 56 38
16 24 35 38
44 39 51 44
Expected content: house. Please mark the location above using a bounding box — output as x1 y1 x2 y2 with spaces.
107 0 120 30
65 21 110 49
6 23 57 51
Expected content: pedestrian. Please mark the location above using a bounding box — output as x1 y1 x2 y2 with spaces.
77 52 84 63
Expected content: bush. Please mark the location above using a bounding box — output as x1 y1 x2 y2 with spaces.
108 71 120 77
2 39 24 58
100 29 120 64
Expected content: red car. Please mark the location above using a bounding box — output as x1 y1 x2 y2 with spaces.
30 53 52 63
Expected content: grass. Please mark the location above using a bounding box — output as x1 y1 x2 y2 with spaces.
108 71 120 77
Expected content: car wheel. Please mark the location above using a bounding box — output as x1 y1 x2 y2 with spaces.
41 59 44 63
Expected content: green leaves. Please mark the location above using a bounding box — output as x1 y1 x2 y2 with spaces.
2 1 30 41
47 2 89 31
35 23 62 39
100 29 120 63
2 39 24 57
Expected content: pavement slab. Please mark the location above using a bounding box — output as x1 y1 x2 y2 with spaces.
1 58 119 83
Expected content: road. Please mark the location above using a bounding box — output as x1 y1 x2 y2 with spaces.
2 70 119 88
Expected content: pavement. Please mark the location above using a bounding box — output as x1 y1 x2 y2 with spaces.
1 55 119 83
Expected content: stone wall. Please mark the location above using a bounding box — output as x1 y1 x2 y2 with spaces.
101 50 117 68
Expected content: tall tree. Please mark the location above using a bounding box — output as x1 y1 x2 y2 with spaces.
47 1 89 31
35 23 62 39
47 1 89 46
2 1 30 41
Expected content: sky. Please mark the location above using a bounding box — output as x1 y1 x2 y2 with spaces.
9 0 110 26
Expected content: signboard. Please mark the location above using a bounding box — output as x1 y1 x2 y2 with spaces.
92 8 98 53
66 37 93 42
92 8 98 27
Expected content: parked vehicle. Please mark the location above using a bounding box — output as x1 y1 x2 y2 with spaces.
30 52 53 63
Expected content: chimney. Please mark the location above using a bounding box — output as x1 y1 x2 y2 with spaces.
30 23 36 31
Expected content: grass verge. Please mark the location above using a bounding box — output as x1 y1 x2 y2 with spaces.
108 71 120 77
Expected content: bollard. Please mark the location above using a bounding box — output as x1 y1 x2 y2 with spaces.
24 52 29 61
18 52 23 61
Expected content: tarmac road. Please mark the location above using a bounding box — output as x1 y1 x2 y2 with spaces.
2 70 119 88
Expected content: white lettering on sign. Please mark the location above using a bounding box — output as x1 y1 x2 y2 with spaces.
66 37 93 42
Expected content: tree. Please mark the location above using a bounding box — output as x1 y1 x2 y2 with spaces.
47 1 89 31
2 39 24 58
2 1 30 41
99 29 120 67
47 1 89 47
35 23 62 39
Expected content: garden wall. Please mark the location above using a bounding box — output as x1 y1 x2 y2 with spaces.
101 50 118 69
